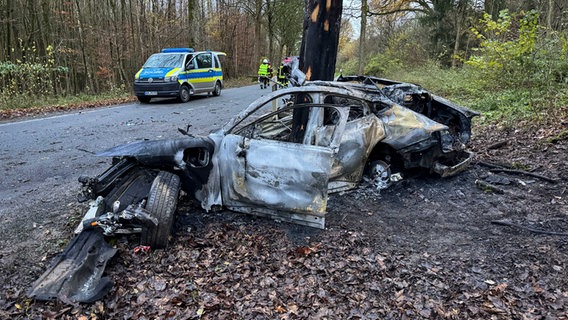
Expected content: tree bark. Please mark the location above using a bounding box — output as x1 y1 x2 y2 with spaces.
291 0 342 143
299 0 342 81
266 0 275 65
255 0 263 63
358 0 367 74
74 0 95 93
546 0 553 30
451 19 461 68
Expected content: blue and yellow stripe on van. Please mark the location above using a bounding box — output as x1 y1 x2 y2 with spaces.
165 68 180 79
180 68 223 84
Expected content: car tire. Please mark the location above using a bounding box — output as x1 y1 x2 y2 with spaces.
212 81 221 96
138 96 151 104
366 160 392 190
178 85 191 103
140 171 180 249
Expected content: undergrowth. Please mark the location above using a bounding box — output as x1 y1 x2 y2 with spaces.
0 90 132 111
383 63 568 127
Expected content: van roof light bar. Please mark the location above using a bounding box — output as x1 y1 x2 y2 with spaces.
161 48 194 53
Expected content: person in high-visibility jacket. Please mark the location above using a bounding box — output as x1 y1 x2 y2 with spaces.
276 63 289 88
257 59 271 89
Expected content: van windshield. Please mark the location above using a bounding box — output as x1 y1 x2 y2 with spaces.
143 53 185 68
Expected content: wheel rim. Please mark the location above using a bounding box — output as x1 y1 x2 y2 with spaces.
369 160 391 190
214 83 220 95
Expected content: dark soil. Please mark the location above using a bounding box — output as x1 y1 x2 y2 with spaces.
1 121 568 319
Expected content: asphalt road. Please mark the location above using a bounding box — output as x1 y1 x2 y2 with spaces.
0 84 266 217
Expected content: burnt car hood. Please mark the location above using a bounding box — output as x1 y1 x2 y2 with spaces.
377 104 448 150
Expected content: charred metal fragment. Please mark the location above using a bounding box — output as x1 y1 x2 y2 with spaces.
77 158 137 202
27 230 116 303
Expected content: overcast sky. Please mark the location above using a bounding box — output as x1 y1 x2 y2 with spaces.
343 0 361 37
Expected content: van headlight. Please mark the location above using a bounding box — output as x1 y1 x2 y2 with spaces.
165 75 178 82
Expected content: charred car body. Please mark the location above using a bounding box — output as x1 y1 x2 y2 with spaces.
28 73 477 302
82 75 477 231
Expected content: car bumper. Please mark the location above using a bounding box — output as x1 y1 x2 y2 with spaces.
133 82 180 97
433 151 474 177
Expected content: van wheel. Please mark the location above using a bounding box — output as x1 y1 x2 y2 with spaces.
179 85 191 103
212 82 221 96
140 171 180 249
138 96 151 103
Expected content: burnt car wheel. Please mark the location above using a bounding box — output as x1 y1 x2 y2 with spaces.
179 85 191 103
140 171 180 249
212 81 221 96
366 160 392 190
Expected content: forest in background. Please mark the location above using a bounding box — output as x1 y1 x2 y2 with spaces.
1 0 567 124
0 0 304 98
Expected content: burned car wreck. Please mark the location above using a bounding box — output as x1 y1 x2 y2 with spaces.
28 74 478 302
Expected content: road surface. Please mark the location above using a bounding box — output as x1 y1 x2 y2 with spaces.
0 85 266 219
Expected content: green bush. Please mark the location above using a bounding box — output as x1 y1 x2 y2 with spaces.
380 61 567 126
363 29 430 77
0 44 70 108
466 10 568 90
337 58 359 76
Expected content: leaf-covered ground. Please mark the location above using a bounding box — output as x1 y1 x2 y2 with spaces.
0 97 136 121
1 117 567 319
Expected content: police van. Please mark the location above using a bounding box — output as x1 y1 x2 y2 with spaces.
134 48 225 103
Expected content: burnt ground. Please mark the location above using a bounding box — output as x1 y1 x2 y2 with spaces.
1 120 568 319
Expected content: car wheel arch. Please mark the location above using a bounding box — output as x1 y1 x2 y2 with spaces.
367 142 402 173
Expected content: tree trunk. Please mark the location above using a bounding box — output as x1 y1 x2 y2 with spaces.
291 0 342 143
75 0 95 93
255 0 263 63
451 18 461 68
266 0 275 66
299 0 342 81
4 0 15 60
358 0 367 74
547 0 553 30
187 0 195 46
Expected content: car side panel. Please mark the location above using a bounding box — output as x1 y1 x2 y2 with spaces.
328 115 386 191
